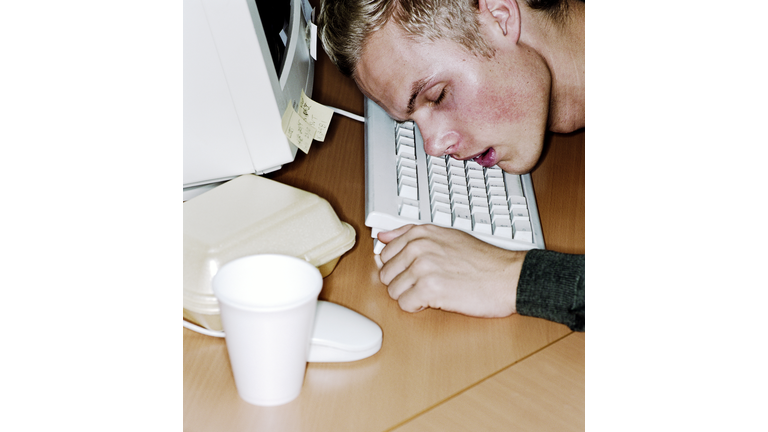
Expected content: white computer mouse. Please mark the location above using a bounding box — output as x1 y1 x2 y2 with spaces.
307 301 383 363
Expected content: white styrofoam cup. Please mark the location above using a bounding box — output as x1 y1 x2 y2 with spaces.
212 254 322 406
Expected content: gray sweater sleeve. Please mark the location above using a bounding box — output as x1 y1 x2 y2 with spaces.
516 249 585 332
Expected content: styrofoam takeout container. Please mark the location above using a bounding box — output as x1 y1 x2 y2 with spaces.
183 175 356 331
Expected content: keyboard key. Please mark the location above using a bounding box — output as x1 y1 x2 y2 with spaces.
396 136 415 150
469 188 487 200
510 207 530 222
447 158 464 168
397 143 416 159
447 165 464 179
467 178 486 190
429 173 449 189
399 202 420 220
452 207 472 230
470 195 488 211
506 174 523 197
430 183 449 198
398 177 418 199
449 175 467 189
508 195 527 208
486 178 505 191
432 207 452 226
485 167 504 179
451 194 470 211
491 207 512 222
470 201 490 215
493 219 513 238
427 155 447 168
488 188 508 202
397 157 417 172
513 220 533 243
396 127 414 141
374 239 386 254
473 213 493 234
428 162 446 178
489 195 508 209
431 193 451 208
465 160 484 174
398 164 417 179
466 169 484 182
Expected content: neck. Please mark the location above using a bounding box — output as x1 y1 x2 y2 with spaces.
519 0 585 133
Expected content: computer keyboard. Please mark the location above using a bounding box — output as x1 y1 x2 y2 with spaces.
363 97 545 254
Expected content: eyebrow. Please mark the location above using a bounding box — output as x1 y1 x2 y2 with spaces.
406 77 431 116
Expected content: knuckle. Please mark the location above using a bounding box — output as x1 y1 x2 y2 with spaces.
398 296 422 313
409 255 438 275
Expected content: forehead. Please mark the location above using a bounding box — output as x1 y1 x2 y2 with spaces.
354 22 471 119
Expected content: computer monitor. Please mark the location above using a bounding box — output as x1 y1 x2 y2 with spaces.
183 0 315 199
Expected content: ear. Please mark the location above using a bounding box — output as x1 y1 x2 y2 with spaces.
477 0 521 43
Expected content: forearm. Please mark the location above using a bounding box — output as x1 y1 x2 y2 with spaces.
516 249 585 332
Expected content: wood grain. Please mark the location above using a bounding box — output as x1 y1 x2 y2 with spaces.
390 333 585 432
183 42 585 432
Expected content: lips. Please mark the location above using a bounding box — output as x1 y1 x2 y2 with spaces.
471 148 497 168
450 147 498 168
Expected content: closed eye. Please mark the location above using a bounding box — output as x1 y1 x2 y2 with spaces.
432 88 447 106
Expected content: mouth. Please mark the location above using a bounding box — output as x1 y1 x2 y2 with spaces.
457 148 497 168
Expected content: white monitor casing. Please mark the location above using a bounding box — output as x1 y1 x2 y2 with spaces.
183 0 314 197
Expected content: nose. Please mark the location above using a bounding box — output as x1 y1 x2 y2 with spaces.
419 123 459 157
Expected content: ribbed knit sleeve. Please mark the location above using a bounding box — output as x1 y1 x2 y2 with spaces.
516 249 585 332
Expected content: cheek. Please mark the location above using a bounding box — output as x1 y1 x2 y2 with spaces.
455 85 527 133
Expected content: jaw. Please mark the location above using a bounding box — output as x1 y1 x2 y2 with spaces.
495 136 546 175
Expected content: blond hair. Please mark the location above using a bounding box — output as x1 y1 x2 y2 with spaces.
318 0 495 78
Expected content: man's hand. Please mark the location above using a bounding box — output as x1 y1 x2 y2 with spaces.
377 224 527 318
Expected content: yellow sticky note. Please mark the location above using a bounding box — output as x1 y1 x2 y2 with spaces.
298 90 335 142
281 103 316 154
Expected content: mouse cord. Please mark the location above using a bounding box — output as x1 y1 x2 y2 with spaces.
183 320 225 338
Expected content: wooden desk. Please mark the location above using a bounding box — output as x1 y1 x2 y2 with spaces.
184 48 585 432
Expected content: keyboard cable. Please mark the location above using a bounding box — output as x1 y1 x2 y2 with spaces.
330 106 364 123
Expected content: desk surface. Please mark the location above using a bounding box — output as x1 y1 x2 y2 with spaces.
183 48 585 432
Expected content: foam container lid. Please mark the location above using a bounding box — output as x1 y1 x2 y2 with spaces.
184 175 356 322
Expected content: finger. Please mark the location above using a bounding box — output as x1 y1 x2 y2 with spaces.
378 233 433 286
377 225 415 265
393 264 440 313
379 226 447 286
385 249 441 302
377 224 414 244
384 257 419 301
379 246 413 286
397 286 429 313
379 224 430 264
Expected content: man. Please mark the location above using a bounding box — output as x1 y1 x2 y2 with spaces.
318 0 585 331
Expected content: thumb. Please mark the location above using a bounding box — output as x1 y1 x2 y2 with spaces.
377 224 414 244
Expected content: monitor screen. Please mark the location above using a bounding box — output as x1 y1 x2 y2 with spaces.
255 0 291 78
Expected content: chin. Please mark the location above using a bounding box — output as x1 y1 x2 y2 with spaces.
496 142 544 175
548 116 585 134
497 157 537 175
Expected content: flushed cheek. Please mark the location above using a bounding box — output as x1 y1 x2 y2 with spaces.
458 88 544 172
460 86 527 133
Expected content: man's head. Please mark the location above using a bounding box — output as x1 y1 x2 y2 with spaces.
318 0 581 174
319 0 571 78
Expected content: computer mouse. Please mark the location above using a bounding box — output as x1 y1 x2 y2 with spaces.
308 301 383 363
